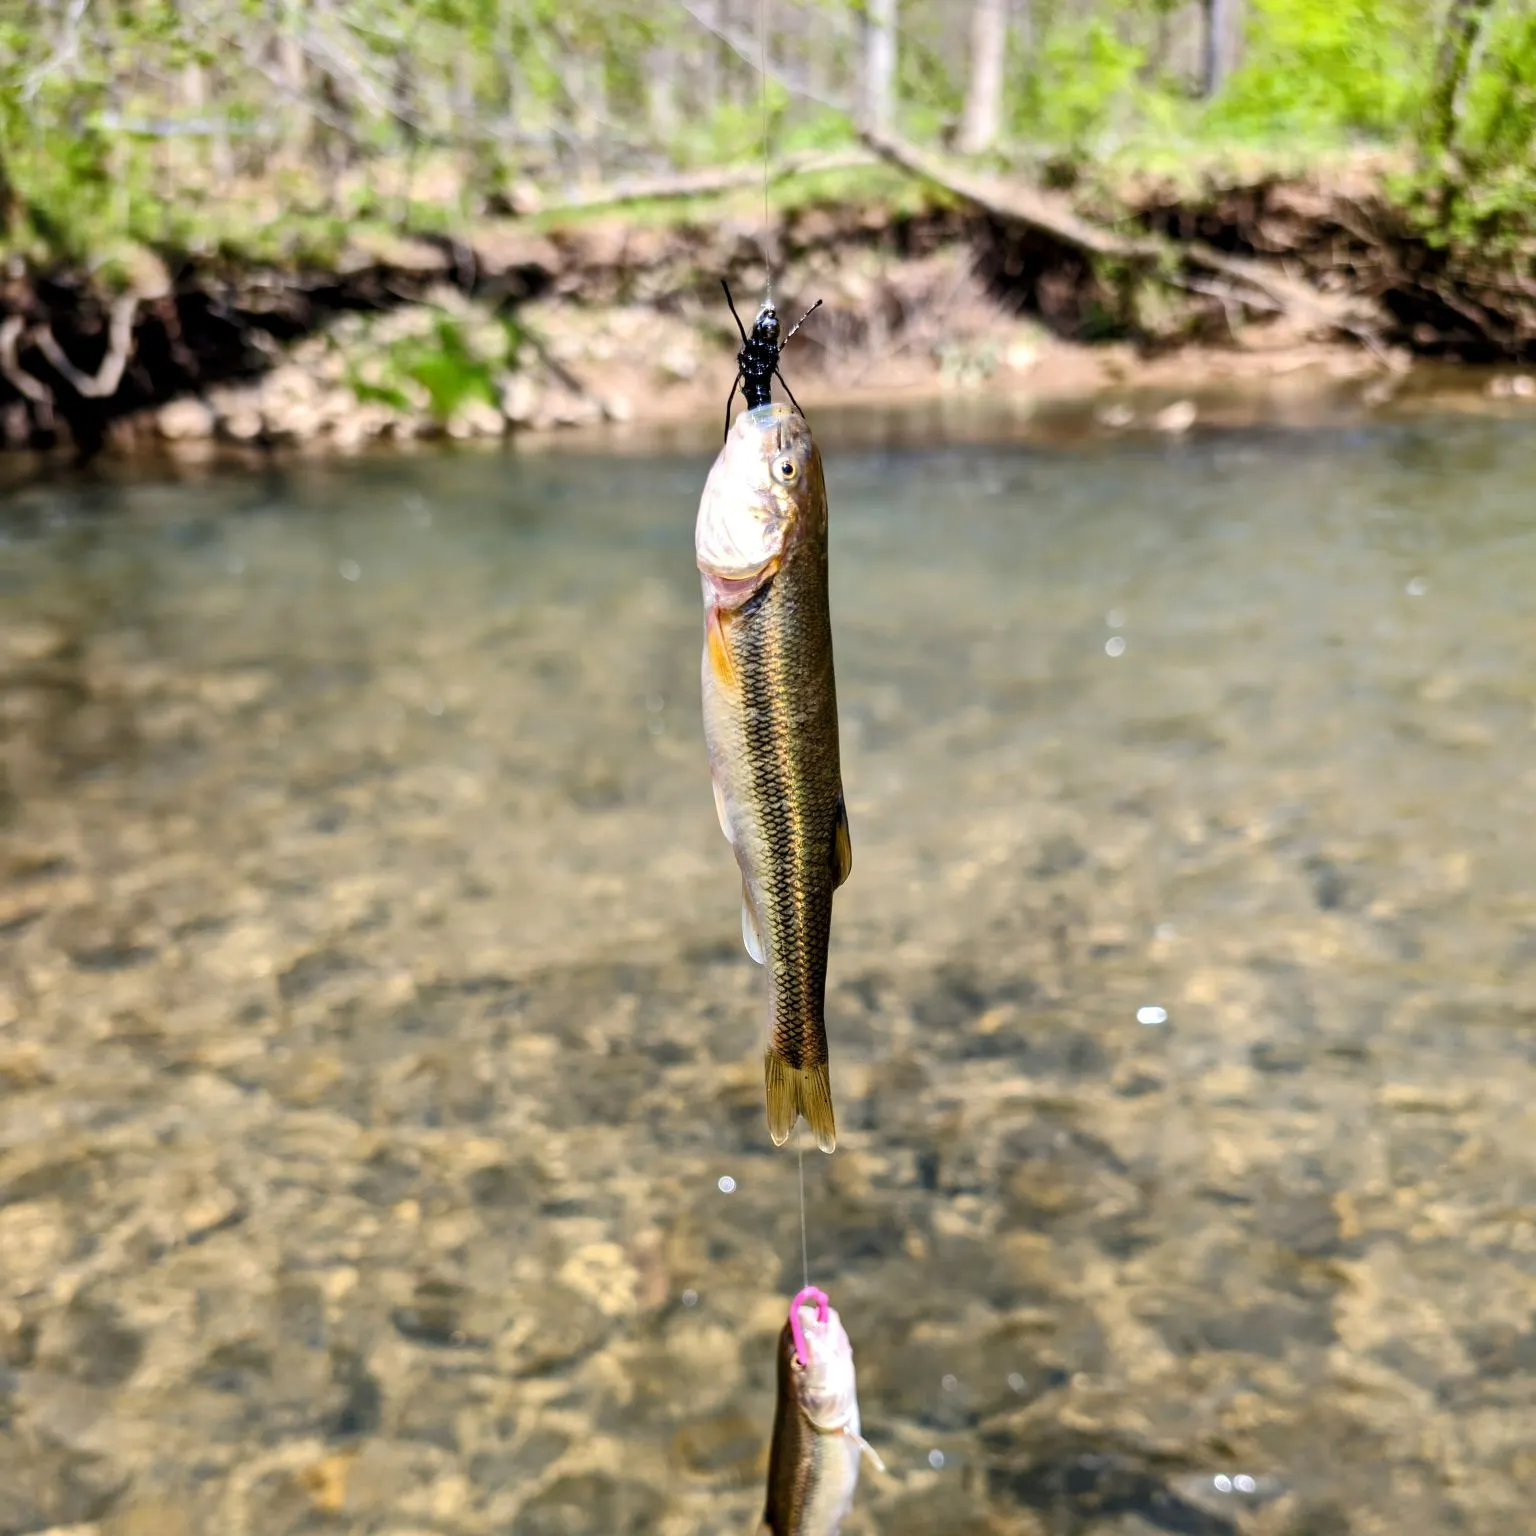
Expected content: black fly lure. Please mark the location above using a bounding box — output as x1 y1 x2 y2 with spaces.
721 279 823 442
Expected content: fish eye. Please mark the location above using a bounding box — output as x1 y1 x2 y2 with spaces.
773 456 799 484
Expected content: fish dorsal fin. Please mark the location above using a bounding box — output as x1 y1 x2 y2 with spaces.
741 881 766 965
831 794 852 889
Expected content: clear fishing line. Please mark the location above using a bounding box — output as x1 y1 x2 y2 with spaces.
749 0 816 1300
798 1139 810 1290
759 0 773 301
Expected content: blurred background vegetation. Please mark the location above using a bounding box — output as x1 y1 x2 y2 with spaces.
0 0 1532 266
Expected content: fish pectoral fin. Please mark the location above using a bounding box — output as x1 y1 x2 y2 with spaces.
712 772 734 845
843 1428 887 1475
741 882 766 965
831 793 852 889
705 605 737 688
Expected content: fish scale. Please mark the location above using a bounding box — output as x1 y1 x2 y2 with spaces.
740 568 838 1066
697 402 851 1153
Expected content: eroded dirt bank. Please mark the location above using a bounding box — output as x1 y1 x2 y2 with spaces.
2 170 1535 464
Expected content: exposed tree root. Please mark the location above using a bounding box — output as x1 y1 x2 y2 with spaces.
860 129 1387 345
4 160 1536 459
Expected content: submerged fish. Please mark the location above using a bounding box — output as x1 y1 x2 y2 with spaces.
761 1286 883 1536
697 402 851 1153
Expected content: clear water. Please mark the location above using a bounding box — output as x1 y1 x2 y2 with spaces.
2 410 1535 1535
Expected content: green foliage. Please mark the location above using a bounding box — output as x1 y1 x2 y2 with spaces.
1457 11 1536 175
777 107 862 157
1208 0 1428 139
1387 4 1536 255
348 311 520 421
397 318 499 419
0 0 1533 272
674 85 792 171
1014 19 1148 150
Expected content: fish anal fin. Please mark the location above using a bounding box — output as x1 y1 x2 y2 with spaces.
831 793 852 889
741 882 766 965
764 1051 837 1153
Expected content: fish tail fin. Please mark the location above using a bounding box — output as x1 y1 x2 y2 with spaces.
763 1050 837 1154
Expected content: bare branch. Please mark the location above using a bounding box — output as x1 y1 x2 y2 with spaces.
21 0 91 102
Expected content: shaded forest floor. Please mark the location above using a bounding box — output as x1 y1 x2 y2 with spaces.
3 153 1536 463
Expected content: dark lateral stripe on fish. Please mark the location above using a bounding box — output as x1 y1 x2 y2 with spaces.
736 582 833 1075
764 1318 821 1533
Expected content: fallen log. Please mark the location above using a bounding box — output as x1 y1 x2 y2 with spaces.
531 150 877 217
860 129 1385 343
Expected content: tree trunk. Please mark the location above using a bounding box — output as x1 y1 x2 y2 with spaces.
564 50 606 187
1424 0 1497 157
274 1 309 156
959 0 1007 153
1201 0 1237 98
699 0 721 123
862 0 897 134
494 0 516 140
0 145 18 238
646 47 677 143
1014 0 1033 58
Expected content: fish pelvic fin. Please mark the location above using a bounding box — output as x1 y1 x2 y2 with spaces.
831 792 852 890
844 1427 886 1474
712 772 734 845
764 1050 837 1154
741 881 766 965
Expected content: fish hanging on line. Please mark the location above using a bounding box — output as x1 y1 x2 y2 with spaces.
760 1286 883 1535
697 283 848 1153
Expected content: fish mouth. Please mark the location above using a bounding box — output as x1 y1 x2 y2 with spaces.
789 1286 831 1366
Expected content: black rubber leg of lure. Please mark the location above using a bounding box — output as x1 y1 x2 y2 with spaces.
783 298 823 345
722 279 749 343
775 368 806 422
722 373 739 443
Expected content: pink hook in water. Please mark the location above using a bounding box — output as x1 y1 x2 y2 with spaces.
789 1285 831 1367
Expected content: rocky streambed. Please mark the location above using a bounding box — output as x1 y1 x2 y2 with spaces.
4 413 1536 1534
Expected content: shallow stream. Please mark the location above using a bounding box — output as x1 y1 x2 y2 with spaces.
2 406 1535 1534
